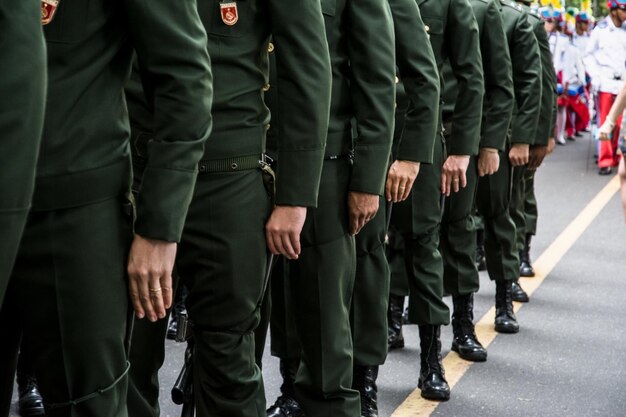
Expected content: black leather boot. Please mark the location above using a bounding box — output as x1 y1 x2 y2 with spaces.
475 229 487 271
387 294 405 350
17 373 45 417
511 279 529 303
451 294 487 362
353 365 379 417
494 281 519 334
417 325 450 401
267 358 304 417
519 234 535 277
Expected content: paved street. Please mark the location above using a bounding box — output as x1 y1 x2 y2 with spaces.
10 133 626 416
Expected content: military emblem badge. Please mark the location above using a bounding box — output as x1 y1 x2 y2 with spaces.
41 0 59 25
220 2 238 26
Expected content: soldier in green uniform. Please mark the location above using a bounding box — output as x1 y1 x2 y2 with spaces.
440 0 515 362
511 0 557 288
0 0 45 304
0 2 46 415
0 1 213 416
265 1 395 416
389 0 484 401
126 1 332 416
478 0 541 333
350 0 440 414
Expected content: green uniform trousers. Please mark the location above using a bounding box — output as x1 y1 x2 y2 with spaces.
390 135 449 326
475 149 519 282
0 0 46 303
351 198 391 366
523 169 538 236
441 155 479 297
0 197 133 417
268 159 360 417
387 225 409 297
509 164 528 253
131 168 271 417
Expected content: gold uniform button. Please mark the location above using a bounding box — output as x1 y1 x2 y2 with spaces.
425 24 430 33
268 42 275 53
395 76 400 84
263 83 271 92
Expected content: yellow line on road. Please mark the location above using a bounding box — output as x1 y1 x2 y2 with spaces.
391 175 620 417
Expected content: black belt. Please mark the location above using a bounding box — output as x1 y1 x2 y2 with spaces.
133 154 264 174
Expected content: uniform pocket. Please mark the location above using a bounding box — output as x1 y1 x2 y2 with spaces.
44 0 90 43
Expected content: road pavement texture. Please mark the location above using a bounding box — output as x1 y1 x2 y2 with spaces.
10 133 626 416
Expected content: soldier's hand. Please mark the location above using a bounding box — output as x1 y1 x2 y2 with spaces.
508 143 529 167
127 235 176 322
386 160 420 202
347 191 379 235
477 148 500 177
547 138 556 155
265 205 307 260
441 155 470 196
528 145 549 170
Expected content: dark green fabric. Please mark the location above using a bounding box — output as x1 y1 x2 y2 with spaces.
476 149 520 282
289 160 359 417
319 0 395 196
175 170 271 417
0 0 46 299
5 198 133 417
267 259 301 360
441 156 480 296
498 0 541 145
441 0 514 297
522 4 557 147
390 0 440 164
388 227 410 296
509 165 528 253
419 0 484 157
444 0 514 151
352 198 391 366
391 135 449 325
523 169 538 236
38 0 213 242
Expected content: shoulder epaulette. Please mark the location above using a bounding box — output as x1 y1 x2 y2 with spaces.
502 0 523 12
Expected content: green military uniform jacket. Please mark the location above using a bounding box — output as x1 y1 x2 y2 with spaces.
498 0 541 145
443 0 514 151
321 0 396 196
130 0 332 208
419 0 485 157
389 0 440 164
520 2 557 147
36 0 213 242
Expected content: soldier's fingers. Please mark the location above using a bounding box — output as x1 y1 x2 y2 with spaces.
288 231 301 258
349 211 360 235
390 178 402 203
385 176 394 202
149 276 166 320
265 230 280 256
280 233 298 260
400 178 413 201
270 232 288 259
441 172 450 196
128 278 145 319
160 275 173 310
137 277 157 322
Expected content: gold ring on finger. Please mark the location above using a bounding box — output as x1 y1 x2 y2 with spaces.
149 287 162 293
